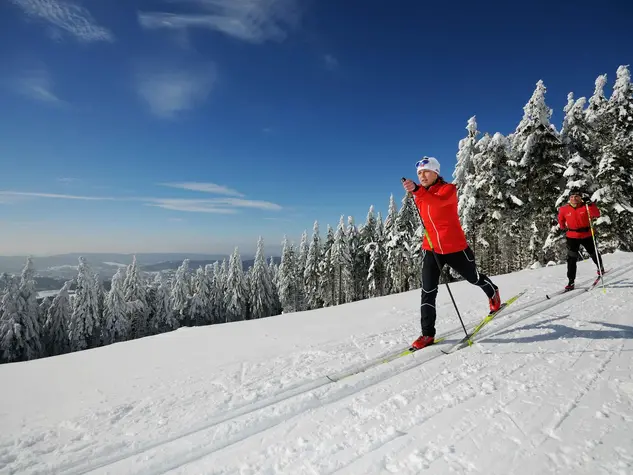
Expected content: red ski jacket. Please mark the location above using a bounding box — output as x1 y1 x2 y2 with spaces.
557 202 600 239
411 179 468 254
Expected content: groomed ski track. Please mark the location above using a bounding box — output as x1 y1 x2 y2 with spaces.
2 254 633 475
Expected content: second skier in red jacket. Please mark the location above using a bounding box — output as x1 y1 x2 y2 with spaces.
402 157 501 350
557 189 605 290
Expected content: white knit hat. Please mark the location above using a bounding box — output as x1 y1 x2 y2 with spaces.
416 157 441 175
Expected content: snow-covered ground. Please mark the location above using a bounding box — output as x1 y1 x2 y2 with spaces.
2 252 633 475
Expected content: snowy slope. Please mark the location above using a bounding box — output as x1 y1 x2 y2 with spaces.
2 252 633 475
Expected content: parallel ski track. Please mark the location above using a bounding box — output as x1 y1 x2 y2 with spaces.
59 262 633 475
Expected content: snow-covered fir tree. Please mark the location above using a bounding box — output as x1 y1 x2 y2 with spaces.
224 247 248 322
267 256 282 316
585 74 609 130
68 257 100 352
210 260 226 324
43 280 72 356
367 211 387 297
509 80 566 264
249 237 276 319
332 215 353 304
465 132 493 259
303 221 322 310
0 277 22 363
477 132 516 274
386 193 417 293
278 236 299 313
92 274 105 345
123 256 148 338
190 267 213 326
38 297 52 355
318 225 336 307
102 269 130 344
454 116 481 244
346 216 364 302
558 96 597 203
171 259 192 325
294 230 309 311
594 65 633 251
15 257 43 360
358 206 380 299
150 273 178 333
381 194 398 294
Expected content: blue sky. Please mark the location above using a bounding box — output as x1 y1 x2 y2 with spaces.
0 0 631 257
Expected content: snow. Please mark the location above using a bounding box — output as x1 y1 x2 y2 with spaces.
2 252 633 474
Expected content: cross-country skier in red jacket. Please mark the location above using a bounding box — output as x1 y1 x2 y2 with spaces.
557 188 604 290
402 157 501 350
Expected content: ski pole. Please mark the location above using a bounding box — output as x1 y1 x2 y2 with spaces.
585 201 606 293
402 178 469 338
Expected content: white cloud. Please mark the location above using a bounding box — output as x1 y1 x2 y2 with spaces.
10 0 113 42
138 0 300 44
14 69 64 105
324 54 338 70
0 190 283 213
161 182 244 197
146 199 238 213
209 197 282 211
146 197 282 213
0 191 115 201
136 64 217 118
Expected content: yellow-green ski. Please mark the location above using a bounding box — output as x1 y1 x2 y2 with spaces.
441 290 527 354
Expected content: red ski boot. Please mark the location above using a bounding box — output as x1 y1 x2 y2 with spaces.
411 335 434 350
489 289 501 313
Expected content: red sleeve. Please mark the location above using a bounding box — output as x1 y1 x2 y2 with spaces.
588 203 600 219
412 183 457 208
558 207 566 229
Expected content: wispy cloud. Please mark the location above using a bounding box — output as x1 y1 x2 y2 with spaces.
135 64 217 118
161 182 244 197
146 199 238 213
57 177 77 183
13 68 64 105
146 197 282 213
0 190 283 213
138 0 301 44
324 54 338 70
10 0 113 42
0 191 115 201
209 197 282 210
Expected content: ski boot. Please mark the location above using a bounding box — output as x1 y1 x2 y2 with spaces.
411 335 434 350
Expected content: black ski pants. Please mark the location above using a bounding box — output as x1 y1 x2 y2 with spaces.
566 236 604 282
420 247 498 337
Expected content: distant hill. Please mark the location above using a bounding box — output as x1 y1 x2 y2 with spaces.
0 253 233 274
141 257 282 272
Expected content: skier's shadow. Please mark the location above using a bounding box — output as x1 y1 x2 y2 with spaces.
485 314 633 345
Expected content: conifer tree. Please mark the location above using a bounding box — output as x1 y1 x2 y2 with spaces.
303 221 322 309
224 247 248 322
123 256 148 339
318 225 336 307
68 257 100 352
16 257 43 359
171 259 192 325
0 277 22 363
250 237 276 319
278 236 298 313
346 216 363 301
44 280 72 356
454 116 481 244
150 273 178 333
332 215 353 304
190 267 213 326
102 269 129 344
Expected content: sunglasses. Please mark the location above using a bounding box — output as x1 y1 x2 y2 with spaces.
416 158 431 168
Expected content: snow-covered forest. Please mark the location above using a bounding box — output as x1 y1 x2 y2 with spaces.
1 65 631 364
